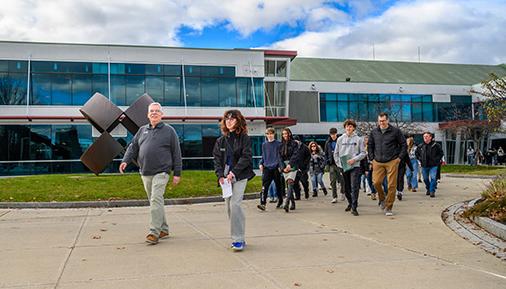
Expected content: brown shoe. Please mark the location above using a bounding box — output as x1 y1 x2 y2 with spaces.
159 231 169 239
146 234 159 244
412 189 417 192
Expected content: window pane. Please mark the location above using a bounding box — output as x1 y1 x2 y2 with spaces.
219 77 236 106
31 61 53 73
52 74 72 105
164 65 181 76
412 103 422 122
0 125 31 161
236 78 249 107
184 65 200 76
183 125 202 157
253 78 264 107
110 75 126 106
52 125 85 160
358 102 368 121
422 95 432 102
274 81 285 106
72 74 92 105
125 75 145 105
31 74 52 105
126 64 145 75
325 101 337 122
92 63 108 74
337 101 348 121
0 60 7 71
0 73 27 105
164 76 181 106
30 125 52 160
265 60 275 77
145 76 164 104
201 77 219 106
110 63 125 74
401 103 411 122
146 64 163 75
349 102 359 119
185 77 200 106
202 124 220 156
276 61 287 77
337 93 348 101
422 103 434 121
92 74 108 97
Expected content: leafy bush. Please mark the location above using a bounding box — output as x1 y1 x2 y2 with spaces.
464 176 506 223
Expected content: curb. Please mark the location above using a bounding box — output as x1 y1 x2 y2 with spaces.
445 174 498 179
472 216 506 241
442 199 506 260
0 193 260 209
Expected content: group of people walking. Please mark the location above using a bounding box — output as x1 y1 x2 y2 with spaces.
119 105 444 252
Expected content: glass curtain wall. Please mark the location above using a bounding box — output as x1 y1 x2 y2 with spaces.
1 60 264 107
0 124 262 175
320 93 472 123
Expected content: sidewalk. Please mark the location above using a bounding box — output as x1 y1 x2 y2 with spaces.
0 175 504 289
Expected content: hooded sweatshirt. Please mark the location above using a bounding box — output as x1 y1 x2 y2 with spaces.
333 132 366 169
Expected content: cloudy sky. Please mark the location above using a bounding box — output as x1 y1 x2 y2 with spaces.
0 0 505 64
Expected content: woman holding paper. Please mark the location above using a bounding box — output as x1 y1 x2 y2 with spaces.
213 109 255 251
333 119 366 216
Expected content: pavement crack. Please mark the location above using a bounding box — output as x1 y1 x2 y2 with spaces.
53 209 90 289
0 210 11 218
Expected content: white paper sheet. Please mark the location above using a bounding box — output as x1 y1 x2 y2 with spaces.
221 179 233 198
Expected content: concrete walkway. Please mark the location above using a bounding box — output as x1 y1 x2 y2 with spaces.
0 175 504 289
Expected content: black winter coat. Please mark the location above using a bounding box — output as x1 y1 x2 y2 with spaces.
213 132 255 182
415 141 444 168
324 137 338 165
368 125 407 163
296 141 311 171
280 139 301 169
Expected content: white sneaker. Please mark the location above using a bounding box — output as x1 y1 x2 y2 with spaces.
385 209 394 216
331 198 338 203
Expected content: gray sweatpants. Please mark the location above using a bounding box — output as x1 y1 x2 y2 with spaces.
225 179 247 243
141 172 170 236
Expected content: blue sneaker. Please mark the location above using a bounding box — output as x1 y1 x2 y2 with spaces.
231 241 245 251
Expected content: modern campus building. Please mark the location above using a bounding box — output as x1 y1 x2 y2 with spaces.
1 41 505 175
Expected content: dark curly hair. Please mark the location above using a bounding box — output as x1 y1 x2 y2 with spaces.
220 109 248 136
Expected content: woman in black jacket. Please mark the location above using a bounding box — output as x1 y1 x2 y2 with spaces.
279 127 300 212
213 109 255 251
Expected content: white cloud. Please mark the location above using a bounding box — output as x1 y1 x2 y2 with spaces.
268 0 506 64
0 0 340 45
0 0 504 64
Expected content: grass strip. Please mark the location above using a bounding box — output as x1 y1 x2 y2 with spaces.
0 171 262 202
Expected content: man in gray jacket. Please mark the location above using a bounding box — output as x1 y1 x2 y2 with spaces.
334 119 366 216
119 102 182 245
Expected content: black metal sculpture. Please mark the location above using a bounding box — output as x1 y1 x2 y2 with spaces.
80 93 154 174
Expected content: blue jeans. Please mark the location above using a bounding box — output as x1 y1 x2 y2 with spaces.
311 172 325 191
422 166 438 193
405 159 419 189
268 180 277 199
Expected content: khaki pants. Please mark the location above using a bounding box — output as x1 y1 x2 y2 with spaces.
141 172 170 235
372 158 400 210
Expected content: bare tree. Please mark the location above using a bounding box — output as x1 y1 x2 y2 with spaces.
478 73 506 123
0 75 26 105
352 103 424 136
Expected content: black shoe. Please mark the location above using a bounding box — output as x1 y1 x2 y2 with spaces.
345 205 351 212
323 189 328 196
351 210 359 216
426 190 430 196
430 192 435 198
294 197 301 201
276 200 283 209
397 192 403 201
257 204 266 211
312 191 318 197
290 200 296 210
283 201 289 213
304 192 309 199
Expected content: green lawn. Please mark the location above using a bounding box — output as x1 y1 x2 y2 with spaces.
0 171 262 202
441 164 506 176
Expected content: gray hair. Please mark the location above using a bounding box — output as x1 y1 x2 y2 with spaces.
148 102 163 112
